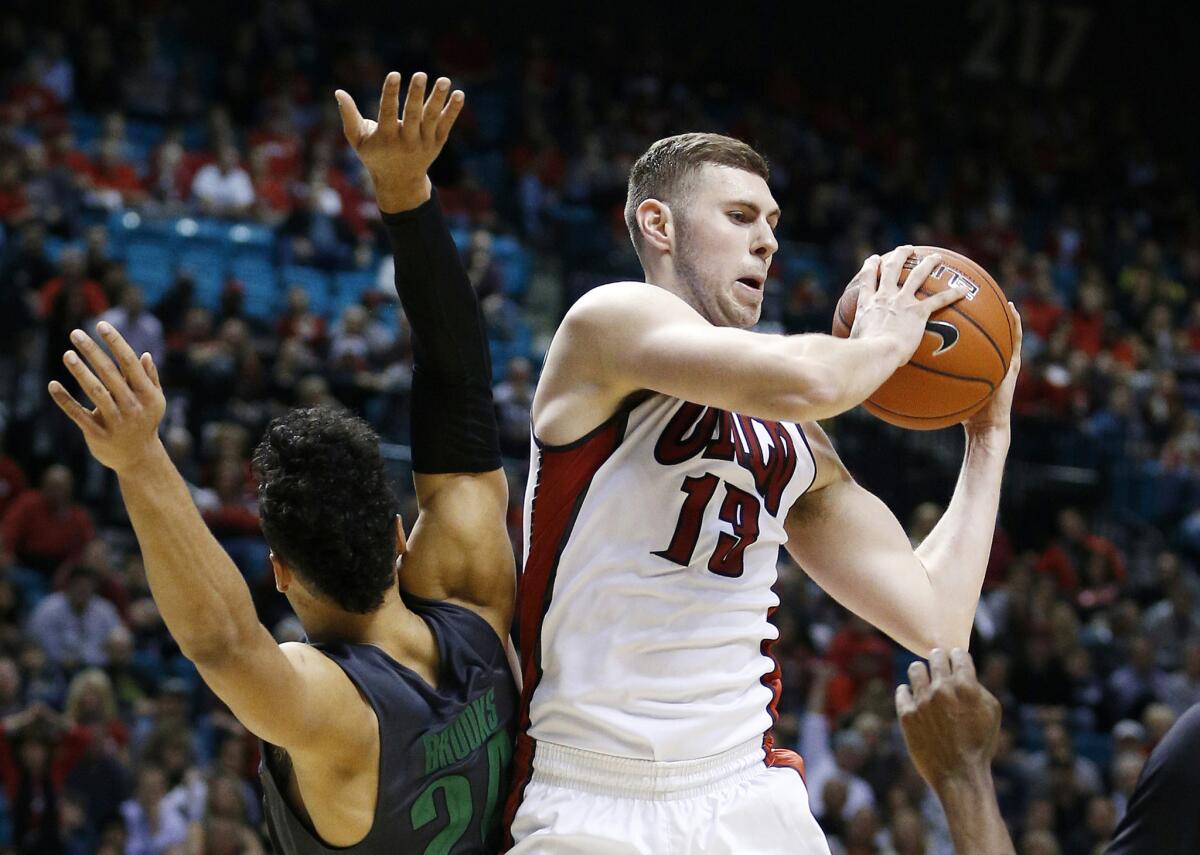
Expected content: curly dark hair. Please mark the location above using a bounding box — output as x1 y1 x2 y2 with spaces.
253 407 400 614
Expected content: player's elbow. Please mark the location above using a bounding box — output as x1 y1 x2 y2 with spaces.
177 620 259 671
915 625 971 659
779 360 843 422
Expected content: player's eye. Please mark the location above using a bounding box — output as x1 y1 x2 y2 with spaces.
729 211 749 223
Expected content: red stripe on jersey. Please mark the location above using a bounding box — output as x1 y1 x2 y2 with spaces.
761 605 806 780
500 414 628 851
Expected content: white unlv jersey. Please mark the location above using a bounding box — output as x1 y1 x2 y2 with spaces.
512 394 817 764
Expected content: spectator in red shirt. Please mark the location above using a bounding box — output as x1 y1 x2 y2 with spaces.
201 458 267 584
247 99 302 180
87 138 146 209
7 56 63 123
1069 278 1108 357
45 128 94 187
1036 507 1127 593
823 616 894 719
0 157 29 226
0 465 95 576
0 705 64 851
1021 260 1066 341
275 286 327 354
248 146 291 226
38 249 108 319
51 669 130 788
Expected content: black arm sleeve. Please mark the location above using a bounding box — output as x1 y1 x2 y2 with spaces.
1104 703 1200 855
380 188 501 474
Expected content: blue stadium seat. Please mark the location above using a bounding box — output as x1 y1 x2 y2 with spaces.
42 236 74 264
124 238 175 304
125 118 165 150
280 266 332 318
227 222 275 251
327 270 377 321
69 112 101 147
231 256 280 323
177 243 228 310
491 236 530 298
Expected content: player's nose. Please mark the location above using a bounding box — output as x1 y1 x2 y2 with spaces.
752 225 778 258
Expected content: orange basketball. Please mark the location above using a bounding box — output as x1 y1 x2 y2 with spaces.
831 246 1014 431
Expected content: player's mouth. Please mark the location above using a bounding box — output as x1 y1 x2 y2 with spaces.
736 275 764 292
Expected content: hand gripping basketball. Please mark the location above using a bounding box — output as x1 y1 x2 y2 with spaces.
833 246 1017 430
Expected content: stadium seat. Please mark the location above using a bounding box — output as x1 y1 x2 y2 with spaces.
327 270 377 320
491 236 531 298
176 243 228 311
123 238 176 304
279 266 333 318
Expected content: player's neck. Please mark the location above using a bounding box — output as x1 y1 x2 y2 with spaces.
299 586 418 647
642 260 703 316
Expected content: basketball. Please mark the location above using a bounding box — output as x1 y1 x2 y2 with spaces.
831 246 1014 431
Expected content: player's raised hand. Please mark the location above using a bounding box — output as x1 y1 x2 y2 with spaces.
848 246 965 363
964 303 1023 437
47 322 166 473
895 648 1002 791
334 71 465 212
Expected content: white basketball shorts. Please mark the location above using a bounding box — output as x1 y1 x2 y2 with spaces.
506 737 831 854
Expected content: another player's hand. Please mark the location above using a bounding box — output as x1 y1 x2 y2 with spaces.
335 71 465 213
895 648 1001 792
48 322 166 473
964 302 1023 439
848 246 965 363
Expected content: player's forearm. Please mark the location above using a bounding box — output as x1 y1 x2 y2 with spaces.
914 430 1009 649
381 186 490 388
935 769 1016 855
381 184 500 475
785 333 909 421
116 440 262 663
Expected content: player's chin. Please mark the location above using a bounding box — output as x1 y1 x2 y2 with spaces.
723 299 762 329
718 290 762 328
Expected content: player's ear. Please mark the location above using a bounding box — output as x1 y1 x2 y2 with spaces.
394 514 408 557
636 198 673 254
269 551 290 593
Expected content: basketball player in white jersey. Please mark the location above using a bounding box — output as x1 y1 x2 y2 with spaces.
502 133 1022 853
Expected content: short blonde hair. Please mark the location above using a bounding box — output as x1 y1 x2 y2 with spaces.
624 133 769 256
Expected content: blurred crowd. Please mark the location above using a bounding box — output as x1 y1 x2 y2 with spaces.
0 2 1197 854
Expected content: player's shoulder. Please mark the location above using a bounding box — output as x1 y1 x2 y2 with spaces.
562 280 700 331
276 641 378 754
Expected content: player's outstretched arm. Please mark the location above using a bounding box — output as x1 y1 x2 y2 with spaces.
535 247 963 442
337 72 513 640
785 314 1018 654
896 649 1015 855
47 325 372 758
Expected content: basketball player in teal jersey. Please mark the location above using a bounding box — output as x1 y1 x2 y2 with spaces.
49 72 518 854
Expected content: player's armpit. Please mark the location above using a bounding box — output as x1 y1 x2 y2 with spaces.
400 469 515 641
784 476 953 657
190 633 375 759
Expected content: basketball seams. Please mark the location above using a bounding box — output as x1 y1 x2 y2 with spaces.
834 301 852 334
865 397 989 423
915 284 1008 380
835 280 1009 385
867 363 993 426
900 360 995 390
